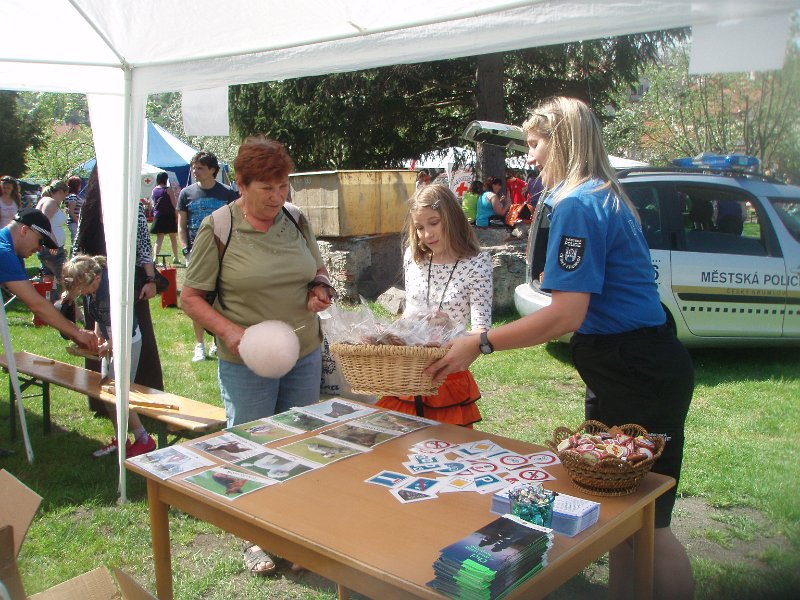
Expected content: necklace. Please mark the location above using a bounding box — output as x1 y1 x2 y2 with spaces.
426 257 460 311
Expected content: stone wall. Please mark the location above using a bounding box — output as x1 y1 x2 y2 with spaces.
318 234 404 302
318 226 528 312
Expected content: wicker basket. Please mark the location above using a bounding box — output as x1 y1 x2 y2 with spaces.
546 420 665 497
330 343 447 397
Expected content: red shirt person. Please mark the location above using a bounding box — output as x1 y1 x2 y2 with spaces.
505 172 527 205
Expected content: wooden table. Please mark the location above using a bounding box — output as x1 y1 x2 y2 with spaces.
127 420 673 600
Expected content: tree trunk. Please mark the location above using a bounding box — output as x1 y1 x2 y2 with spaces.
475 53 507 189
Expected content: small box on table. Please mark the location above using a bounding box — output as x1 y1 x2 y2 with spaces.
492 488 600 538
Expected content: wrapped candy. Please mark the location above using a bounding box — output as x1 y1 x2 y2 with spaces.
558 430 658 464
507 483 556 527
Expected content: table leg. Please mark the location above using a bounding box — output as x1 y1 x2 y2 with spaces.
147 479 174 600
336 585 349 600
633 499 656 599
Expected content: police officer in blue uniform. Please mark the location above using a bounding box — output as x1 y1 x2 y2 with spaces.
427 97 695 600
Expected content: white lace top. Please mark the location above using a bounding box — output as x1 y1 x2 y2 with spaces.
403 248 493 331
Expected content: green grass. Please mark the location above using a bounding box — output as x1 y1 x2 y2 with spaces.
2 259 800 598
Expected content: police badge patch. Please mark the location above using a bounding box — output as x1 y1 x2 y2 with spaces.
558 236 586 271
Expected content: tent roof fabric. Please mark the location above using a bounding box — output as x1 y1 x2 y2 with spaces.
3 1 798 95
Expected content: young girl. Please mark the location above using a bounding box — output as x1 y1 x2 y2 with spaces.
61 254 156 458
377 185 492 426
427 96 694 598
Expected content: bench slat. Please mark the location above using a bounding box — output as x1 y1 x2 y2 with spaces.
1 352 225 433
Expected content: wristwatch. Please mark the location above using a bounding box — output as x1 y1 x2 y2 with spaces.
143 276 156 284
479 331 494 355
182 247 190 257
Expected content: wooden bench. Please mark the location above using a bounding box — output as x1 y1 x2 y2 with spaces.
0 351 227 448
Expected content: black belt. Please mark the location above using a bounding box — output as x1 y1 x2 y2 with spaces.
573 322 669 342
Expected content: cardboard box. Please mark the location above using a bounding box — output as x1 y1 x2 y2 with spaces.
0 470 154 600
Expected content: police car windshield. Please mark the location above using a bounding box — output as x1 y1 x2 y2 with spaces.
769 197 800 242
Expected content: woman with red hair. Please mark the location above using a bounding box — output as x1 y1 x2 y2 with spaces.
181 137 334 577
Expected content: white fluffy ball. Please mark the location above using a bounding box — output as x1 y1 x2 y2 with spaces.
239 320 300 378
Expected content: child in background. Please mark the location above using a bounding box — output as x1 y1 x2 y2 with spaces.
61 254 156 458
377 185 492 426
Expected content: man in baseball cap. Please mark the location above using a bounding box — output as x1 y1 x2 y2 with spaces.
13 207 59 251
1 208 97 349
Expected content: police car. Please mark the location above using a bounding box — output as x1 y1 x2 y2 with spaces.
461 122 800 346
524 157 800 346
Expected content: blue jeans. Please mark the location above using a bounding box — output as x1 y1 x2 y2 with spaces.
218 348 322 427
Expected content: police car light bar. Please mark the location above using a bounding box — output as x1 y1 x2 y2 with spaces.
672 153 760 172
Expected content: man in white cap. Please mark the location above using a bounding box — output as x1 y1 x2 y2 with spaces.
1 208 98 350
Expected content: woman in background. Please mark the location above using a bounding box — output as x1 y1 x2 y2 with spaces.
460 179 482 225
475 176 509 227
150 171 181 265
35 180 69 298
0 176 21 228
64 175 84 250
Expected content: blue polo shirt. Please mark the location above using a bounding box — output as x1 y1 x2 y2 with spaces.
541 179 664 334
0 227 27 285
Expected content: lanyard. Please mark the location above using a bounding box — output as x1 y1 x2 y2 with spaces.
426 258 459 311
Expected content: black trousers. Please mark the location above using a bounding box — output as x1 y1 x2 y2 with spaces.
570 325 693 528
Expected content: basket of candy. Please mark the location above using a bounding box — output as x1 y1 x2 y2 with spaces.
546 420 664 496
323 303 460 397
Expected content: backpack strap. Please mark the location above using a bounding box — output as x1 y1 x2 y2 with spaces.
211 203 234 258
208 203 234 309
282 203 304 236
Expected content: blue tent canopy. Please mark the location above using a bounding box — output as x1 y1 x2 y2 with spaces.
76 120 199 186
143 121 197 186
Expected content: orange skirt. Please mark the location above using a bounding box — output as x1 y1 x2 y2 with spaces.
377 370 481 427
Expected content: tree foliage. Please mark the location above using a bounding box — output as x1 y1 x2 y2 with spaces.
229 30 684 175
25 125 95 181
0 91 46 177
604 40 800 180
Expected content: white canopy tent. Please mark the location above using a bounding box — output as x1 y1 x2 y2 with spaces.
1 0 797 500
